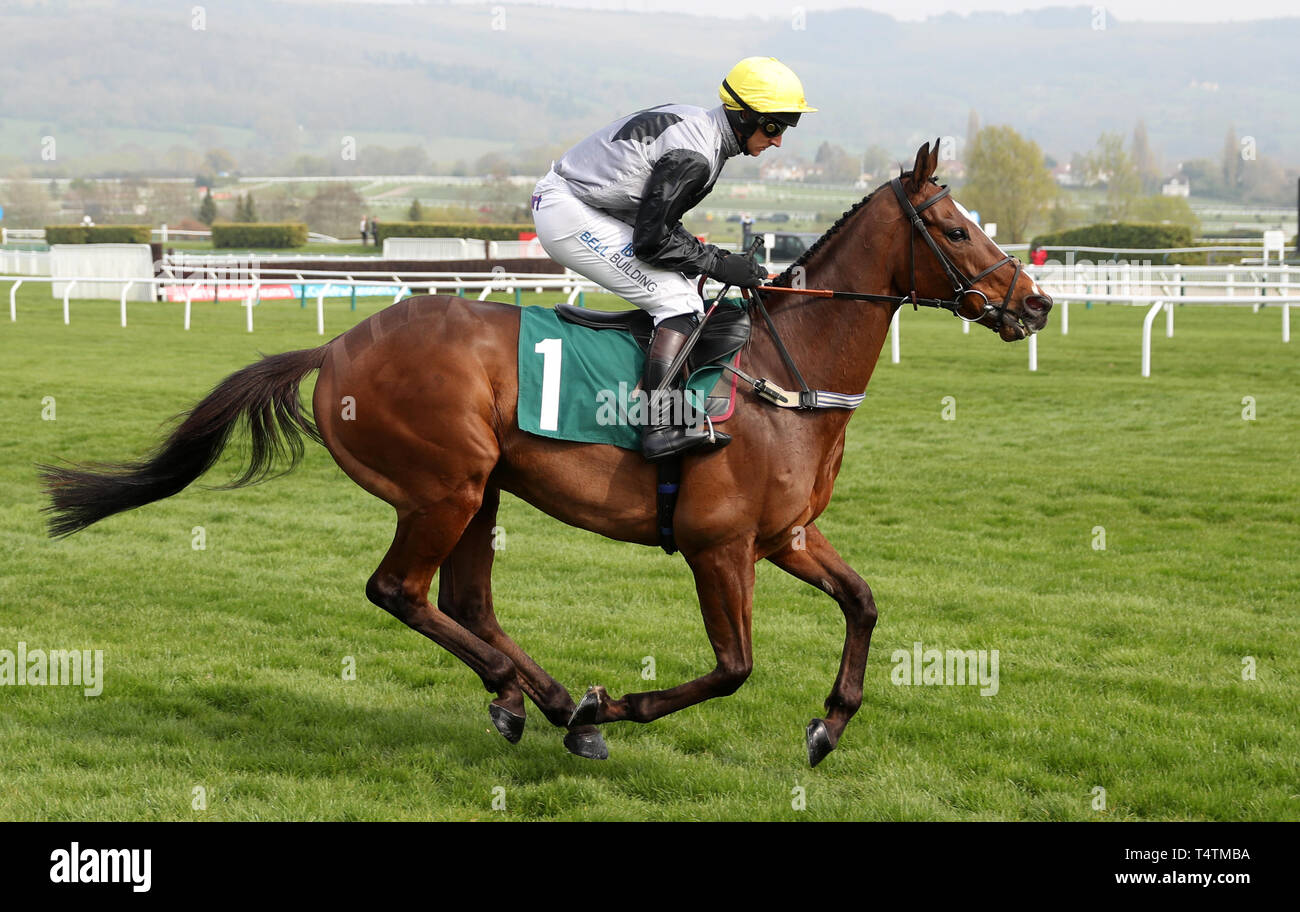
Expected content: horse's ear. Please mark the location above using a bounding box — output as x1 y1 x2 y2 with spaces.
928 137 941 178
908 142 931 191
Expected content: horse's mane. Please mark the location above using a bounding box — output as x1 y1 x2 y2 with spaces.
770 171 935 288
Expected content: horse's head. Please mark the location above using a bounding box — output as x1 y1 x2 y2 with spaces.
889 140 1052 341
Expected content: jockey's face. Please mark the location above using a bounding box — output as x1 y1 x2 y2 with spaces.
746 129 782 156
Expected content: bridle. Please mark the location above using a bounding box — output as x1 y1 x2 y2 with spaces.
888 176 1027 334
712 174 1042 412
757 175 1034 337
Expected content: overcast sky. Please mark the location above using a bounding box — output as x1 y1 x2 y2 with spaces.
433 0 1300 22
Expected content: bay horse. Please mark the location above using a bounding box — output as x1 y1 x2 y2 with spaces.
40 142 1051 766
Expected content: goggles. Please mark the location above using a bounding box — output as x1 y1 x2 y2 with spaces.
722 80 800 138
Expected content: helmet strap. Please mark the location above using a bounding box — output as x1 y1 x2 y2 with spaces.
724 105 758 151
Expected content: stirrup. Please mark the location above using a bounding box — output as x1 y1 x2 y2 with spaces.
641 422 731 461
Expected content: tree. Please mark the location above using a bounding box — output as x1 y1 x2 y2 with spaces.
1128 195 1200 231
236 192 258 222
146 181 196 225
304 183 364 238
475 152 511 178
204 148 238 176
0 169 52 227
407 198 424 221
198 187 217 225
813 141 859 184
1179 158 1223 197
965 109 980 158
861 144 891 182
1221 126 1239 193
1087 132 1140 219
959 125 1056 243
1131 119 1159 193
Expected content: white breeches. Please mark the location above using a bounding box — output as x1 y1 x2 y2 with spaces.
531 170 703 325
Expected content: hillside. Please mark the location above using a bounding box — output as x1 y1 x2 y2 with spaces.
0 0 1295 176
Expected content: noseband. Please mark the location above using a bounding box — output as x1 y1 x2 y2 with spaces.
888 176 1027 334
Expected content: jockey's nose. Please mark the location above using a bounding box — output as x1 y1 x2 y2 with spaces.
771 134 783 148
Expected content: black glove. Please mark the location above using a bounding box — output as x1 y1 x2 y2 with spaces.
707 249 768 288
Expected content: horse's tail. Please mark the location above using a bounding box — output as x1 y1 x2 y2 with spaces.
39 346 328 538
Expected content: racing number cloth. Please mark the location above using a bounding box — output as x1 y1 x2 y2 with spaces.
517 306 728 451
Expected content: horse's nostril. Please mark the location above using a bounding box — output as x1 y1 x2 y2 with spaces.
1026 295 1052 313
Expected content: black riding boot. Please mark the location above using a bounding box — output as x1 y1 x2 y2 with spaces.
640 314 731 461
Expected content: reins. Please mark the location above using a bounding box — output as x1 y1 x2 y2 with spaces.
759 177 1027 330
728 176 1031 411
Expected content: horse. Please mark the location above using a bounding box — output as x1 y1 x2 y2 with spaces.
39 141 1051 767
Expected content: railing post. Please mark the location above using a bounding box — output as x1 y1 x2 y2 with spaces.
1141 299 1164 378
120 280 133 327
890 307 900 364
10 279 23 322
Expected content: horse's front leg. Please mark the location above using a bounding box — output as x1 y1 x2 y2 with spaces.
569 539 755 726
766 522 877 767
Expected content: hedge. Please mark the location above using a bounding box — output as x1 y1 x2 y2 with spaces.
1030 223 1207 264
211 222 309 249
45 225 151 244
373 222 534 244
1200 229 1264 240
1031 223 1195 250
45 226 88 244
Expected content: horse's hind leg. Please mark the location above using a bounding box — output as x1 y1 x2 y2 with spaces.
437 486 608 760
366 500 527 741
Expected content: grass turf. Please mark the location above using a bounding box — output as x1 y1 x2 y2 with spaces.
0 285 1296 820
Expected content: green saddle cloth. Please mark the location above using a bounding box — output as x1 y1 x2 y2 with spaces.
517 305 730 451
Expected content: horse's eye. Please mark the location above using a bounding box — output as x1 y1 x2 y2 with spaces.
947 228 968 242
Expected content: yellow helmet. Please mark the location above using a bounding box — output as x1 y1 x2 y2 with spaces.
719 57 818 124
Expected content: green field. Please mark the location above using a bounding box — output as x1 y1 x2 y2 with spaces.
1 286 1296 821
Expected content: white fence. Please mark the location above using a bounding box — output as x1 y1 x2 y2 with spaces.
49 244 154 302
3 269 607 336
7 259 1296 378
0 249 50 275
487 238 548 258
381 237 488 260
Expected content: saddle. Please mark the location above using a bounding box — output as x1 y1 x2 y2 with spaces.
554 302 751 376
554 301 751 557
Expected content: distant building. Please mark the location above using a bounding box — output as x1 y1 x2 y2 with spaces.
1052 163 1080 187
1161 174 1190 198
759 161 802 181
760 161 822 182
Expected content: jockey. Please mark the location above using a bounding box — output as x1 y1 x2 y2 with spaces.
532 56 816 460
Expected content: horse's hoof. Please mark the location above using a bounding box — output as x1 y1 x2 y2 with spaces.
806 718 834 768
568 687 602 727
564 729 609 760
489 703 525 744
